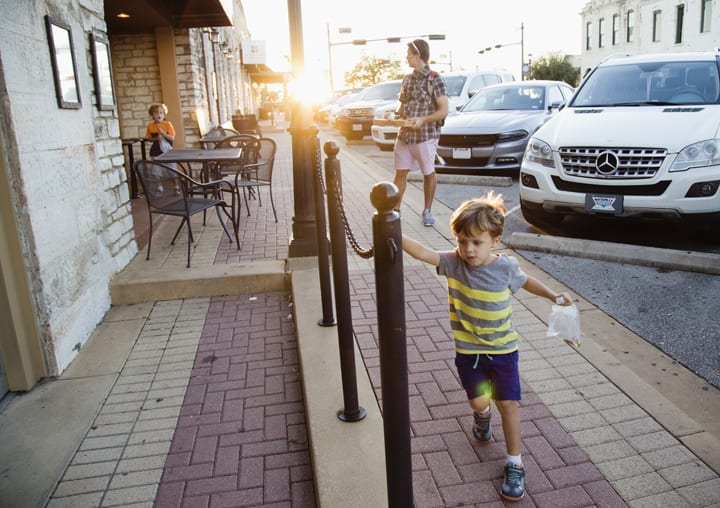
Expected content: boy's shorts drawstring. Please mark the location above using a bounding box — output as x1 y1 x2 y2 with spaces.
473 353 493 369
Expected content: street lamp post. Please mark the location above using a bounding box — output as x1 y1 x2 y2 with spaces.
326 31 445 91
287 0 320 257
326 25 354 92
527 52 533 79
477 22 525 80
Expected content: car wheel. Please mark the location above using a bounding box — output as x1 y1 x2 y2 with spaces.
520 201 564 230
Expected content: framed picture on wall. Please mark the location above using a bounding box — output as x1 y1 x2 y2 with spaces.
90 32 116 110
45 15 81 109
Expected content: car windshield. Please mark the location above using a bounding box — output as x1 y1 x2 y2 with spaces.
572 60 720 107
461 85 545 112
444 76 467 97
363 82 401 101
336 93 360 106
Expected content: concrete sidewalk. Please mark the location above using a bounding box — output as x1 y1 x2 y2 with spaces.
1 121 719 507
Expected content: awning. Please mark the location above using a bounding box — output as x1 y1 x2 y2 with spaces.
245 66 292 84
105 0 233 35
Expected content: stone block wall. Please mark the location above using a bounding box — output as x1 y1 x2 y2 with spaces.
0 0 136 375
111 34 164 140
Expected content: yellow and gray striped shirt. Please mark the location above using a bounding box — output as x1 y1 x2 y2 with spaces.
438 252 527 355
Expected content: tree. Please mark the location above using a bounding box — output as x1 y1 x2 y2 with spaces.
344 55 404 88
528 52 581 87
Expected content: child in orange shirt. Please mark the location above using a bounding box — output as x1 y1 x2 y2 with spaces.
146 103 175 157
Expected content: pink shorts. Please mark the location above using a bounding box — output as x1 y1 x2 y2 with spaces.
394 138 438 176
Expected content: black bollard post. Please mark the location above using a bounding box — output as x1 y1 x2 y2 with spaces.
370 182 413 508
324 141 366 423
311 134 335 327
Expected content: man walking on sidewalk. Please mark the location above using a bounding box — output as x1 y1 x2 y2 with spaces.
393 38 449 226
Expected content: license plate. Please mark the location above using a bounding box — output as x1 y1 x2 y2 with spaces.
352 124 362 131
452 147 471 159
585 194 623 214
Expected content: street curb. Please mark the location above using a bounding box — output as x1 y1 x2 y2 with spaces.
289 259 389 508
509 232 720 275
110 260 288 304
407 173 513 186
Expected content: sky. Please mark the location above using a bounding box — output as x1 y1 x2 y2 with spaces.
242 0 588 95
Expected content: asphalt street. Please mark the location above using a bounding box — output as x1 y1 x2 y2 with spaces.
515 248 720 388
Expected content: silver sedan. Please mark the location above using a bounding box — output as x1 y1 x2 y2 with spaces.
435 80 575 173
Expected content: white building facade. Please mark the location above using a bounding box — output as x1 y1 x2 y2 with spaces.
578 0 719 72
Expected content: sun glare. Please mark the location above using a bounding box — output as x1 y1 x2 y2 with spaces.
289 72 332 106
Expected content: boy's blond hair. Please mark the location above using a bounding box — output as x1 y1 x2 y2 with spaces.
450 191 506 239
148 103 168 116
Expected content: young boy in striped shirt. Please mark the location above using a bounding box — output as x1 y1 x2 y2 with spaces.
402 192 572 501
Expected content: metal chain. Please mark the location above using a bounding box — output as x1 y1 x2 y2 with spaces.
313 137 326 194
314 139 374 259
331 172 374 258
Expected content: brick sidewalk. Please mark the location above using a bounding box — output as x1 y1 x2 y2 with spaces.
351 266 625 507
155 292 315 507
45 126 719 507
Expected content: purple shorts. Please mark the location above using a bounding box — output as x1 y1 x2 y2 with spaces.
455 351 521 401
394 138 438 175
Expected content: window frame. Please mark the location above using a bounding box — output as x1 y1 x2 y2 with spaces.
675 4 684 44
586 21 593 50
700 0 713 33
653 10 662 42
612 14 620 45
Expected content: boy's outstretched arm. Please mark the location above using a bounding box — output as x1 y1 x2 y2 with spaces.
522 276 573 305
402 235 441 267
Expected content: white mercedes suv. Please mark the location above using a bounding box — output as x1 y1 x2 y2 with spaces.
519 51 720 231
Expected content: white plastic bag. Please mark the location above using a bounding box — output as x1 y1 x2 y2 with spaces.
547 300 582 347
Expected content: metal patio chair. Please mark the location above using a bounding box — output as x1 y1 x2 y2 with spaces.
214 135 264 218
231 137 278 223
133 160 238 267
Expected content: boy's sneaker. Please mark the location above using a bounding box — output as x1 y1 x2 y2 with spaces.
501 463 525 501
422 209 435 226
473 410 492 441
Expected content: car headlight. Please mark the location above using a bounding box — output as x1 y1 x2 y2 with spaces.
523 137 555 168
497 130 528 142
670 139 720 172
